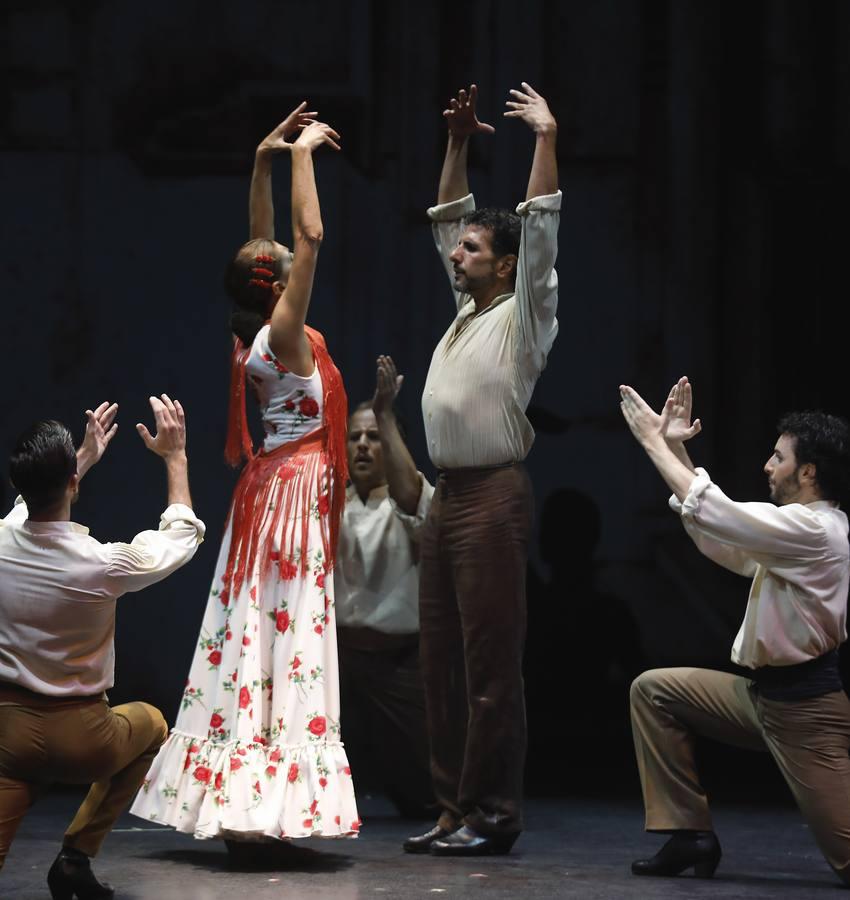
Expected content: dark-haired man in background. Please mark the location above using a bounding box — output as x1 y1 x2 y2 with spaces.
0 396 204 898
335 356 435 818
405 82 560 856
620 376 850 885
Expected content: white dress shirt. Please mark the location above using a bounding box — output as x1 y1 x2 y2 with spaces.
670 468 849 668
0 499 205 695
334 475 434 634
422 191 560 468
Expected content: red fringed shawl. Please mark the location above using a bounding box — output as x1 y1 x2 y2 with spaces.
222 326 348 599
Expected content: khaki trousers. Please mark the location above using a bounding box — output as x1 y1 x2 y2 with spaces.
0 689 167 870
631 667 850 883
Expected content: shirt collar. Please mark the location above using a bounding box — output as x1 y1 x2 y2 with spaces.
346 483 389 507
457 291 515 321
21 520 90 536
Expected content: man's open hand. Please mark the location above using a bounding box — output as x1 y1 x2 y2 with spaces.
137 394 187 461
372 355 403 418
76 401 118 478
662 377 702 444
504 82 557 135
444 84 495 139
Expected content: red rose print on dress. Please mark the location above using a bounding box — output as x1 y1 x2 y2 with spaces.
210 712 224 729
270 748 282 763
317 494 330 516
239 686 251 709
280 559 298 580
230 757 242 772
284 399 295 411
316 573 326 589
193 766 212 785
303 818 313 829
308 716 326 737
319 777 327 789
276 610 290 633
265 766 277 778
214 772 223 790
299 397 319 418
208 650 222 667
287 763 299 783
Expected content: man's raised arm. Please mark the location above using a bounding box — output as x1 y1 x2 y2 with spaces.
437 84 494 205
372 355 422 516
505 82 558 201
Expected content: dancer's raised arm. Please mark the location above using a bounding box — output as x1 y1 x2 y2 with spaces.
267 120 340 374
437 84 494 205
249 102 317 241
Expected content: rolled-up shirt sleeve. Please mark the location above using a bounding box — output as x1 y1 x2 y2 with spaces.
513 191 561 368
427 193 477 312
105 502 206 595
0 496 29 529
389 473 435 543
670 467 829 578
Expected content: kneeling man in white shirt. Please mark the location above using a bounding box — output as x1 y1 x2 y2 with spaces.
620 376 850 886
0 395 204 898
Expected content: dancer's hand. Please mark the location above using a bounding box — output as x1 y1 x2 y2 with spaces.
76 401 118 478
443 84 495 138
619 385 666 449
256 102 319 157
662 377 701 445
372 355 403 418
137 394 187 461
294 121 341 153
504 82 557 135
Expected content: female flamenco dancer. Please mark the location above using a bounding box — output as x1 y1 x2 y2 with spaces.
131 105 359 855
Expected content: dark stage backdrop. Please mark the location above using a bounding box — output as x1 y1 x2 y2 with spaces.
3 0 850 792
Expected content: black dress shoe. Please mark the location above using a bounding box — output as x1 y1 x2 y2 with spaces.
631 831 721 878
429 825 518 857
47 847 114 899
402 824 452 854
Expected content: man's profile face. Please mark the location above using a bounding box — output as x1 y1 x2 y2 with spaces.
347 409 385 493
448 226 500 295
764 433 802 505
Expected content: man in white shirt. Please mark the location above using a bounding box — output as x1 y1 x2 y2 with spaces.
620 376 850 885
0 395 205 898
406 83 559 857
335 356 435 817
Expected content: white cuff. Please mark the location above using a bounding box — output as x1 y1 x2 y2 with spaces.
516 190 562 216
669 467 712 518
160 503 206 540
427 193 476 222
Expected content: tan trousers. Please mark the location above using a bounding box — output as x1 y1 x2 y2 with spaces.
0 689 167 870
631 667 850 883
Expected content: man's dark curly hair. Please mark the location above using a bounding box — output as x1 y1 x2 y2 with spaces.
778 410 850 504
465 208 521 276
9 420 77 513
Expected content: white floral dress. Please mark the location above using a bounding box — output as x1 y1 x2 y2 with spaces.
131 326 359 840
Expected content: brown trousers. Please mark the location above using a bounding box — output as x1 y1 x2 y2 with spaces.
337 627 434 816
0 685 167 870
631 667 850 884
419 464 532 838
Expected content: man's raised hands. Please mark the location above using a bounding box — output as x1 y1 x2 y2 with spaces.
505 82 557 135
443 84 495 139
662 377 702 444
136 394 187 461
76 401 119 479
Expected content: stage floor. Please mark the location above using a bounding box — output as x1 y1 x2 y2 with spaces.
1 791 842 899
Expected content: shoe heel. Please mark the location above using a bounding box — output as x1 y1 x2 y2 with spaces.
46 878 73 900
693 857 719 879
